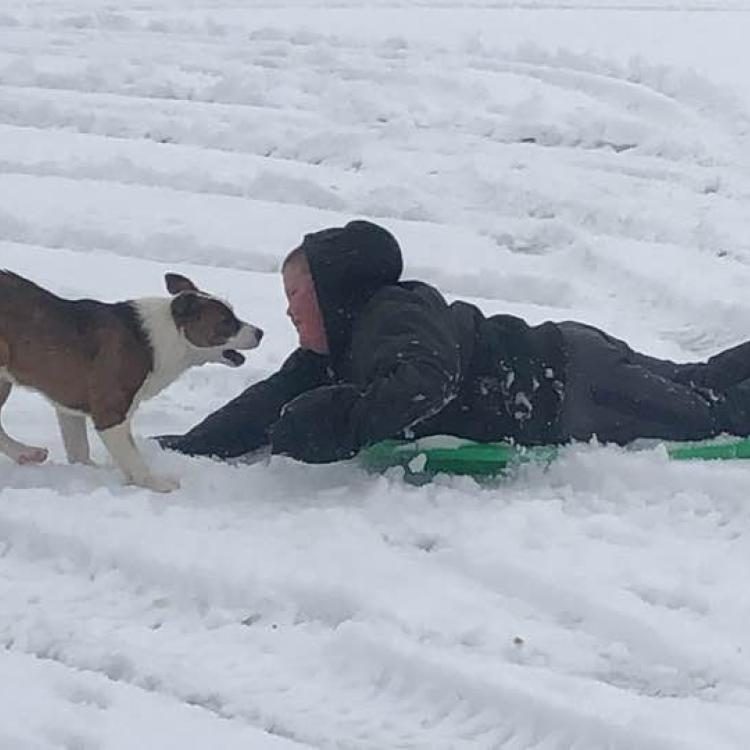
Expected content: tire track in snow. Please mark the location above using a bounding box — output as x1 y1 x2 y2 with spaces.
0 495 703 750
2 20 750 338
0 648 309 750
3 5 750 344
0 476 748 748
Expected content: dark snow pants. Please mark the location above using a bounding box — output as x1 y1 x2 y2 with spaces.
558 322 750 444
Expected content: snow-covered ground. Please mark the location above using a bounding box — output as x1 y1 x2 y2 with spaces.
4 1 750 747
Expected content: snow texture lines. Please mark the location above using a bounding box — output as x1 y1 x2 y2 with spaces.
2 9 750 340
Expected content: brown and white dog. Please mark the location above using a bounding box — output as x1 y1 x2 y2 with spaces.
0 270 262 492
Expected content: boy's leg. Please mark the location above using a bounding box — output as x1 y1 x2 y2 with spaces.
675 339 750 391
621 334 750 392
558 323 719 445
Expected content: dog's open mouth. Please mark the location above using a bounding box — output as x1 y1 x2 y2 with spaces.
222 349 246 367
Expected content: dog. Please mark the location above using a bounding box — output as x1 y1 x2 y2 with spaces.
0 270 263 492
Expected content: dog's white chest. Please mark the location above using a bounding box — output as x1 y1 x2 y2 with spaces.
131 298 193 407
137 356 189 403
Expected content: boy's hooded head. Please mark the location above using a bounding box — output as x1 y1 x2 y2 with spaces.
282 220 403 357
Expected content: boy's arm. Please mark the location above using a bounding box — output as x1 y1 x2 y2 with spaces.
156 349 333 459
270 290 461 462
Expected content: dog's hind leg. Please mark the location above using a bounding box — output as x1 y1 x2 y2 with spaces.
0 378 48 465
56 408 93 465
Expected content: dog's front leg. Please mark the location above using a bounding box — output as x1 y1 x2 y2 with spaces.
98 420 180 493
56 409 94 465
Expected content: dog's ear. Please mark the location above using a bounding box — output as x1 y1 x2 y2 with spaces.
165 273 199 295
171 291 201 325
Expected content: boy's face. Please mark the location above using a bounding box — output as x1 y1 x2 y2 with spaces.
282 259 329 355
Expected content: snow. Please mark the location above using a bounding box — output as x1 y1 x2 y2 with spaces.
3 0 750 747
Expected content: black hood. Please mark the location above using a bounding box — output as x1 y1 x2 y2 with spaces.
300 220 403 359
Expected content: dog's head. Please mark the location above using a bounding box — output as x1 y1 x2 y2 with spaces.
166 273 263 367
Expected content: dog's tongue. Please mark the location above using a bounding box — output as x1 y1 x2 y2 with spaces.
222 349 245 367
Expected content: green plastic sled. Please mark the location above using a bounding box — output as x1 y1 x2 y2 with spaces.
358 434 750 481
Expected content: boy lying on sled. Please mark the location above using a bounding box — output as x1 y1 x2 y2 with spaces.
158 220 750 463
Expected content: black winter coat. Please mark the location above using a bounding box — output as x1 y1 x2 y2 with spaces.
161 221 566 463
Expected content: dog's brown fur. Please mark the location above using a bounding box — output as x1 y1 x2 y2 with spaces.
0 271 152 430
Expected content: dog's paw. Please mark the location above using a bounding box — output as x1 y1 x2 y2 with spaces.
16 446 49 465
137 474 181 494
